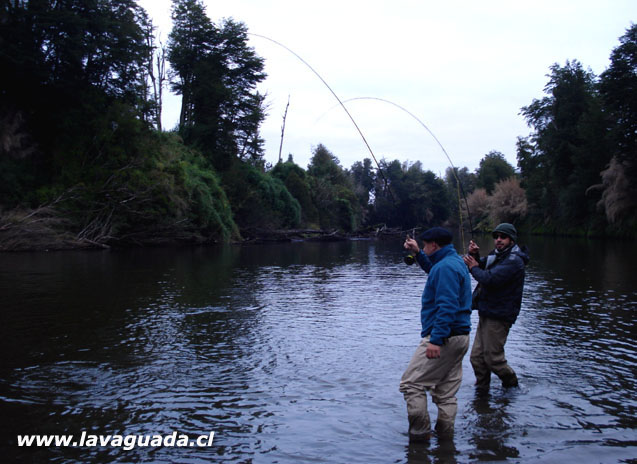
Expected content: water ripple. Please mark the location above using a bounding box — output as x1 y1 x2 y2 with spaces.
1 240 636 463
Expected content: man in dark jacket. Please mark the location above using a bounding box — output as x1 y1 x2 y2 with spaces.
463 223 529 391
401 227 472 441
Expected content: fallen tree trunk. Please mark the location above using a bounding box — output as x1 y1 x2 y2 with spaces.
240 228 347 243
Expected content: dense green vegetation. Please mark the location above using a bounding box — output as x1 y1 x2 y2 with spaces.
1 1 635 249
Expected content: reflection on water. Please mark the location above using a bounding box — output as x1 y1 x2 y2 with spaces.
467 394 520 461
0 237 636 463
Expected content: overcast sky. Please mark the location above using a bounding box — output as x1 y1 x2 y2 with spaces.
138 0 635 175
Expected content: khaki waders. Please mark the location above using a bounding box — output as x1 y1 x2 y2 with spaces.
399 334 469 440
470 315 518 389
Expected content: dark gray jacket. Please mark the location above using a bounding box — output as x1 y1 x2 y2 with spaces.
470 244 530 324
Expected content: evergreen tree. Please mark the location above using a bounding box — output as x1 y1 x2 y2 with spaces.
271 159 319 225
307 144 347 184
597 24 637 230
0 0 152 206
600 24 637 168
444 166 476 228
370 160 450 229
475 151 515 194
349 158 375 225
519 60 608 231
307 145 360 231
168 0 266 170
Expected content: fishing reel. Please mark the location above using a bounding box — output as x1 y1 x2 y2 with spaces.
404 254 416 265
404 231 417 265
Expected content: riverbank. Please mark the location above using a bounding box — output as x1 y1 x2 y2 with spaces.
0 207 213 252
3 207 634 252
1 210 428 252
0 208 403 251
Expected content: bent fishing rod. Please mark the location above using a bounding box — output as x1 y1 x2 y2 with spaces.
341 97 474 238
318 97 475 249
248 33 472 250
248 33 395 204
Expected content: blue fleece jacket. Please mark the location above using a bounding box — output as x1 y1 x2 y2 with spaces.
417 244 472 345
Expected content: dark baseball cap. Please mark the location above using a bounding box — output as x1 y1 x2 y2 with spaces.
419 227 452 244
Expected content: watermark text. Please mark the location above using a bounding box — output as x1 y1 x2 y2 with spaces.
17 431 215 451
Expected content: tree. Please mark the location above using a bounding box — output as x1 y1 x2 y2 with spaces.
0 0 153 206
519 60 608 231
271 159 318 225
348 158 375 225
402 162 450 229
600 24 637 167
445 166 476 196
516 136 549 218
167 0 214 127
307 144 347 184
143 19 169 131
31 0 149 103
444 166 476 228
349 158 375 206
168 1 266 169
597 24 637 227
465 188 489 230
475 151 515 194
306 145 362 231
595 157 637 227
222 162 301 230
488 178 528 225
0 0 152 120
369 160 450 229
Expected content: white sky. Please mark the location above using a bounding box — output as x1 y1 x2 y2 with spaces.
139 0 635 175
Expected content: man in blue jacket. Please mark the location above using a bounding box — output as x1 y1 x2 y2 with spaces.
400 227 472 441
463 223 529 391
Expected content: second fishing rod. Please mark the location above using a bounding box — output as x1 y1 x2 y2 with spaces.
249 33 474 254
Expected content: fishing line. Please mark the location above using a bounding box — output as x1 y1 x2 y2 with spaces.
320 97 474 249
247 33 395 203
248 34 472 250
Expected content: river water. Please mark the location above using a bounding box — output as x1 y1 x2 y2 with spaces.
1 236 636 463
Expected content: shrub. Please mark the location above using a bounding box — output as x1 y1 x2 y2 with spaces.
488 177 528 225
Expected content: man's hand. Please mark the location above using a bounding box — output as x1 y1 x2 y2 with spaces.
463 254 478 269
404 236 419 254
426 343 441 359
